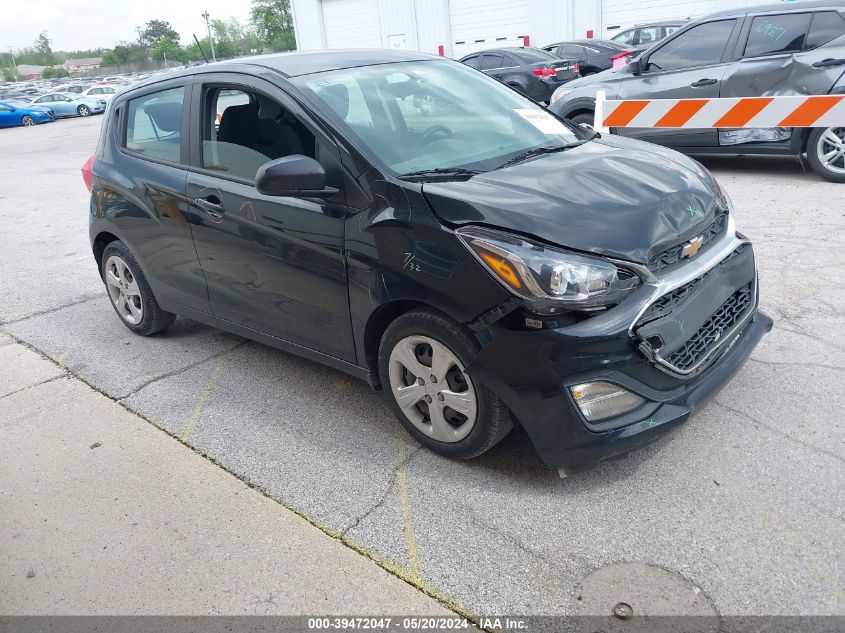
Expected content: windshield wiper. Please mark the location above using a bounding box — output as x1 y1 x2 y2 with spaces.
497 145 571 169
398 167 483 182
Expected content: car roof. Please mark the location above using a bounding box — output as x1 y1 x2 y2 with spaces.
129 49 439 89
704 0 844 20
547 39 628 47
630 20 689 27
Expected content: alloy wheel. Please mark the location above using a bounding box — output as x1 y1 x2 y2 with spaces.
22 116 35 126
104 255 144 325
79 105 90 117
817 127 845 175
388 335 477 443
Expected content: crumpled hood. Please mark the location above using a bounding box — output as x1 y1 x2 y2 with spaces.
423 135 721 265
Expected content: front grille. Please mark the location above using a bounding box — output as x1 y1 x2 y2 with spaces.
636 244 750 327
664 283 753 372
648 209 728 272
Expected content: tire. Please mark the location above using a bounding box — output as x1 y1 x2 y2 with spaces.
101 241 176 336
570 112 595 128
806 127 845 183
378 308 512 459
21 116 36 126
78 105 91 117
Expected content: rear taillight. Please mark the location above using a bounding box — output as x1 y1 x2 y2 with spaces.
81 155 95 193
532 67 557 77
574 63 581 74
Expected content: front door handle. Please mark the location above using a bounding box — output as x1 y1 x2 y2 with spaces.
690 78 718 88
812 58 845 69
193 196 225 218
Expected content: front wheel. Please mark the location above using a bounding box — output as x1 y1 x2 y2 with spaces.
101 241 175 336
378 309 512 459
806 127 845 183
21 115 36 126
78 105 91 117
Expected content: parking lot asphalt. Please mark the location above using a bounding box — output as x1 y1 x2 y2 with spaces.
1 116 843 619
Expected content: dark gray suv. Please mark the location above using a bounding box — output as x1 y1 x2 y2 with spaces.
549 1 845 182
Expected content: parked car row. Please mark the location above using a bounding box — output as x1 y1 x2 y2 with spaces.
548 1 845 183
0 70 170 129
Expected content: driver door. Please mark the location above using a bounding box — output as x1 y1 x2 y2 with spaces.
616 19 740 147
185 74 356 362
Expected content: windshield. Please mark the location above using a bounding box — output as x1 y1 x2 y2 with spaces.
294 60 581 176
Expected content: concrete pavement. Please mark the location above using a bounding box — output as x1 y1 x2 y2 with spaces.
0 338 449 615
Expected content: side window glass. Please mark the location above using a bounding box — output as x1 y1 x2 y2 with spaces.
612 29 637 45
805 11 845 49
745 13 812 57
638 27 662 45
124 86 184 163
203 86 316 181
648 19 736 70
479 54 504 70
0 105 9 112
562 45 583 58
462 55 481 69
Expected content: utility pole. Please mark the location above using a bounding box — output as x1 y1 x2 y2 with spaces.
201 11 216 61
8 47 17 81
136 26 143 46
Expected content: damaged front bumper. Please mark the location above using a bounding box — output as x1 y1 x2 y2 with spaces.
465 217 773 474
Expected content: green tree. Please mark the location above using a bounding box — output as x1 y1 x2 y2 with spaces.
34 32 58 65
42 66 70 79
140 20 180 50
250 0 296 51
150 36 187 64
102 42 148 65
2 68 16 82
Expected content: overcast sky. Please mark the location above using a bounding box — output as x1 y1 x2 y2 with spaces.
2 1 253 52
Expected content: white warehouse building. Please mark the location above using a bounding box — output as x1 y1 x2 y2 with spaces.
290 0 781 58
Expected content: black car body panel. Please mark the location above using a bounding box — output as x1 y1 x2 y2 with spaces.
89 50 770 473
423 135 717 265
458 47 580 102
542 40 634 75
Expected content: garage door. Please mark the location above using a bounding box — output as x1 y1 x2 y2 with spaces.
449 0 530 58
601 0 778 38
322 0 382 49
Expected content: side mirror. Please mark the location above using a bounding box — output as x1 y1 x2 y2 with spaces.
255 155 338 198
628 58 643 75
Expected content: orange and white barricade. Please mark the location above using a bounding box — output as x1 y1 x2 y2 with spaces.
593 90 845 133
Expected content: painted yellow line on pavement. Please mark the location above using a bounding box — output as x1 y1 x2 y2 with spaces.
397 442 421 580
56 338 81 367
179 355 227 442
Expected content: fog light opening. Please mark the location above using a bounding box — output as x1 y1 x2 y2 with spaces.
570 381 645 422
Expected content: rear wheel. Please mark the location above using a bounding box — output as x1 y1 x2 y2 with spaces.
378 309 512 459
21 116 35 126
101 241 175 336
77 105 91 117
806 127 845 183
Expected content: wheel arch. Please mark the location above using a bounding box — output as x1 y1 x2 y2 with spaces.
363 299 425 386
92 231 121 275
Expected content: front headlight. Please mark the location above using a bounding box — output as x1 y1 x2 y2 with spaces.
457 226 639 313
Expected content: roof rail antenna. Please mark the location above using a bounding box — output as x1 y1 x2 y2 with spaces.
193 34 209 64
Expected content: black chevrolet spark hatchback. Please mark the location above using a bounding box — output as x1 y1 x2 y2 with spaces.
84 50 772 475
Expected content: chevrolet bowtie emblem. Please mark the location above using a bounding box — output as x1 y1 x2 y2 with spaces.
681 235 704 258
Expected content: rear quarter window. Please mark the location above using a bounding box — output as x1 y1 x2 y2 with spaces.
805 11 845 49
744 13 812 57
124 87 184 164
